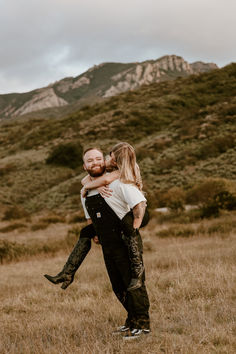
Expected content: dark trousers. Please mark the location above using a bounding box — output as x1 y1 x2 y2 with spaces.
102 239 150 329
85 194 150 329
79 222 150 328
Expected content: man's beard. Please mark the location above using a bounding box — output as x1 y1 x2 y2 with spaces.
86 164 106 177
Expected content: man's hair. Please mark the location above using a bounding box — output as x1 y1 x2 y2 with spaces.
83 147 104 159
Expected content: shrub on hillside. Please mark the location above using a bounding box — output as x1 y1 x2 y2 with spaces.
195 134 235 159
186 178 236 217
186 178 236 205
2 206 29 221
46 142 83 169
144 186 168 209
0 163 16 176
162 187 186 211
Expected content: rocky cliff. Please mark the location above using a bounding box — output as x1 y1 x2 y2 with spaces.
0 55 218 119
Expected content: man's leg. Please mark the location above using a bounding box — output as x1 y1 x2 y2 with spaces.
102 250 135 329
102 242 150 331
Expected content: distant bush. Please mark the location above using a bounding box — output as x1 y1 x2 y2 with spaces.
112 110 124 117
186 178 235 205
0 223 27 233
39 215 65 224
159 157 177 171
195 134 235 159
186 178 236 218
162 187 186 211
2 206 29 221
144 188 166 209
155 215 236 238
156 226 195 238
46 142 83 169
201 191 236 218
214 191 236 211
0 163 16 176
31 223 49 231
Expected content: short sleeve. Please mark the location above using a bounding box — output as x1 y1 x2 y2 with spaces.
81 195 91 219
119 183 146 209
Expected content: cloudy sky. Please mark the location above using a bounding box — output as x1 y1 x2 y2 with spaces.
0 0 235 94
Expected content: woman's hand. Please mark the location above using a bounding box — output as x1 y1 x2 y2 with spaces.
97 186 113 198
93 236 100 244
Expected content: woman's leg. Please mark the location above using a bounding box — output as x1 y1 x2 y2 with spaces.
121 209 149 291
44 224 96 289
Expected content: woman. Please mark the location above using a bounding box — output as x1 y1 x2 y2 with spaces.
44 142 149 291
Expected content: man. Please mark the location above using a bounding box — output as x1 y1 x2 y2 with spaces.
81 147 150 339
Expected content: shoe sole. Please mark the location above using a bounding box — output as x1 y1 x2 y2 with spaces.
123 330 151 340
112 327 130 336
44 274 61 284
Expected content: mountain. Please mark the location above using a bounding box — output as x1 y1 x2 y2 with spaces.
0 55 217 119
0 63 235 217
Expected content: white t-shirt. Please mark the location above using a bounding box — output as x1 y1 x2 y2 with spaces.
81 179 146 220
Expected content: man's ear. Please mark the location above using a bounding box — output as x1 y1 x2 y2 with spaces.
83 164 86 171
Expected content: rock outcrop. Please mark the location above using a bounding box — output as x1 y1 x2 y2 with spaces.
14 88 68 116
0 55 218 119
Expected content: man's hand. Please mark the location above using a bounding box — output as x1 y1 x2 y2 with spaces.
93 236 100 244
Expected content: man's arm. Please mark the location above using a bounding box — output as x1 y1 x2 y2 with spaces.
132 201 146 229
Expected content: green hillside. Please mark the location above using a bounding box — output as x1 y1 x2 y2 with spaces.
0 63 235 216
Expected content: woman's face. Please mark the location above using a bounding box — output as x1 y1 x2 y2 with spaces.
105 152 117 168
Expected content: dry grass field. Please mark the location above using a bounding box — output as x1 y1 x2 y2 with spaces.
0 213 236 354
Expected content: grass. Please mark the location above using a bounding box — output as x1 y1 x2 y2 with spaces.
0 213 236 353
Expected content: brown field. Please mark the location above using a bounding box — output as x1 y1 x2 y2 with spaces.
0 213 236 354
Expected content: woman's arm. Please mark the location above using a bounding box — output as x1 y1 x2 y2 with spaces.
132 201 147 229
84 170 120 190
81 175 92 186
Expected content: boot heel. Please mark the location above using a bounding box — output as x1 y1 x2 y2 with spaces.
61 275 74 290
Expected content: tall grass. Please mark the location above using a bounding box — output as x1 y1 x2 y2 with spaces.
0 215 235 353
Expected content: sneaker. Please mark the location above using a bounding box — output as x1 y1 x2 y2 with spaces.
123 328 150 340
112 325 130 336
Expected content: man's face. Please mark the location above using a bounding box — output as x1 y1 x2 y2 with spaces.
83 149 106 177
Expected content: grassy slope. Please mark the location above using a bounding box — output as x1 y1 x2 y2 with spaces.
0 63 235 214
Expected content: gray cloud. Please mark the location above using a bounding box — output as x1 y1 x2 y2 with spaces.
0 0 235 93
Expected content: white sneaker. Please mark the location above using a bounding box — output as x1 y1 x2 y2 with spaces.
123 328 150 340
112 325 130 336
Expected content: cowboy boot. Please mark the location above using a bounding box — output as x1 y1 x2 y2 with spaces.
126 229 144 292
44 237 91 290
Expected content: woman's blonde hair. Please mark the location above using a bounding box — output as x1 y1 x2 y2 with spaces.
111 142 143 191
